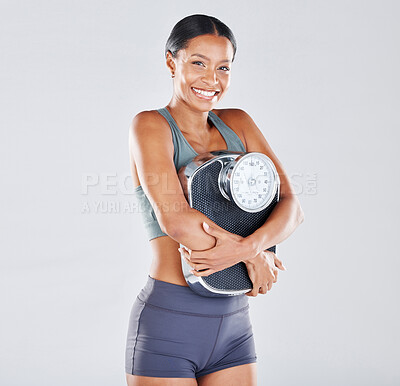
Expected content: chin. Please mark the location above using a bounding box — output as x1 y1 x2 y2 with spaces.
193 104 217 113
191 98 220 112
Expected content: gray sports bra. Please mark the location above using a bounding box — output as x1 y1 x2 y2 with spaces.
134 107 247 240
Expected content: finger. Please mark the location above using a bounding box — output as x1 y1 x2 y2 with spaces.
178 245 192 254
182 255 194 267
178 247 189 255
274 258 286 271
259 285 267 294
267 281 273 291
188 255 213 264
182 246 192 254
178 248 191 261
202 221 228 238
273 270 278 283
187 263 211 272
202 222 213 234
190 268 215 277
180 248 211 264
247 285 260 297
183 256 209 271
245 283 255 296
183 248 214 263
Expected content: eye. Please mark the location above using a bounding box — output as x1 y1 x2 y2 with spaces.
192 61 205 67
219 66 230 72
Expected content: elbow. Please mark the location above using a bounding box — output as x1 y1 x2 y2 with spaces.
159 217 174 238
159 214 181 239
292 194 305 225
159 203 195 238
282 194 305 226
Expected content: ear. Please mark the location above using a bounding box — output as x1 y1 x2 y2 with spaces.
165 50 176 76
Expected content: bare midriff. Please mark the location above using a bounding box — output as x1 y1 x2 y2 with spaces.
148 236 190 287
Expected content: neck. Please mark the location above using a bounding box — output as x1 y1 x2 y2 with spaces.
166 99 213 136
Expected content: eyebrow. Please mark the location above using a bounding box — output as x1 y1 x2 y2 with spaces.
190 53 231 63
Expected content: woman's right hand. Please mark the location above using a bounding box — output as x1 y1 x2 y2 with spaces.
244 250 286 297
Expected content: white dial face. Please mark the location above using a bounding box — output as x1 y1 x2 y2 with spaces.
231 154 276 211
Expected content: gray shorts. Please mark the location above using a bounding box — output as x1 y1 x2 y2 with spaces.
125 275 257 378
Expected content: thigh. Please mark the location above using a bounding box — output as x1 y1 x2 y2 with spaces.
125 298 221 378
126 373 198 386
194 305 257 381
197 363 257 386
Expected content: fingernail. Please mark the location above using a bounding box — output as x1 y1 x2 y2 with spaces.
282 265 287 270
203 222 209 230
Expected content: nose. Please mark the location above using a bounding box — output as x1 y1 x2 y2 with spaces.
201 68 218 86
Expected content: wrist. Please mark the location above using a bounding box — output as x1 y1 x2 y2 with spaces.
240 234 261 264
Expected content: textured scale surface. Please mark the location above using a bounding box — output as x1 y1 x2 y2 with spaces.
190 160 278 293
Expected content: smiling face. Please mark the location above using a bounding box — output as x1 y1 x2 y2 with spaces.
166 34 234 111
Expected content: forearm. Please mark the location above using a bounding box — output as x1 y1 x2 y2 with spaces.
161 207 219 251
244 195 305 259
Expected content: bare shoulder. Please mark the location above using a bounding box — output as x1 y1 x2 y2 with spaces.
129 109 170 133
211 107 250 121
211 108 251 148
129 109 174 161
211 107 252 127
212 107 264 136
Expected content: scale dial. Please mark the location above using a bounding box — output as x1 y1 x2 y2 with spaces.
220 152 279 212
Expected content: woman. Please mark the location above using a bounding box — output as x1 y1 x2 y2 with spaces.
125 14 304 386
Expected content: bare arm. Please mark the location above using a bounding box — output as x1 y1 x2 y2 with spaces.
177 108 304 279
232 109 305 260
129 111 237 250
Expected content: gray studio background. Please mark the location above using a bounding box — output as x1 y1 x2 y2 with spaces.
1 1 399 385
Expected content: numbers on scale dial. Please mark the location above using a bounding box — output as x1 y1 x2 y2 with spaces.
232 155 274 210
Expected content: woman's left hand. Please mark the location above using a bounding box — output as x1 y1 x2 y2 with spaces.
178 221 257 276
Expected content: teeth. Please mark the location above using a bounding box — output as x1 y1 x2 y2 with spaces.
192 87 217 97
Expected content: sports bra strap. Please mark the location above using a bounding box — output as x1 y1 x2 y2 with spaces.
157 107 246 155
